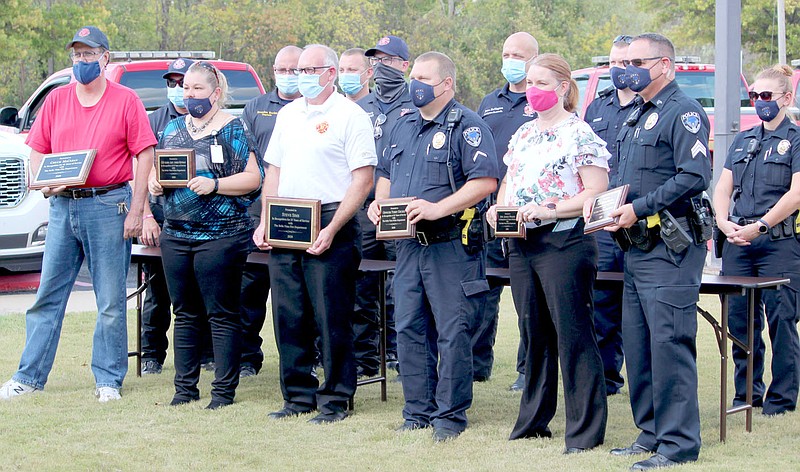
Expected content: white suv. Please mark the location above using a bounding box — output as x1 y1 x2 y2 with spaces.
0 132 47 272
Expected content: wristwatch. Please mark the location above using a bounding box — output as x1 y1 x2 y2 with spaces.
757 218 770 234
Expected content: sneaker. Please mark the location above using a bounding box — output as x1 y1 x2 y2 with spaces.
95 387 121 403
141 360 163 375
0 379 38 400
240 364 257 378
201 361 216 372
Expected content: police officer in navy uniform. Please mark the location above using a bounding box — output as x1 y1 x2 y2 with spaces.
369 51 498 442
354 35 417 374
713 64 800 416
583 34 636 396
238 45 303 378
604 33 711 470
140 58 213 374
475 31 538 389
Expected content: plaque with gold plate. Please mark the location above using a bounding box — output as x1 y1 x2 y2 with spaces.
30 149 96 189
155 148 196 188
584 184 630 234
265 197 321 249
376 197 416 240
493 206 526 238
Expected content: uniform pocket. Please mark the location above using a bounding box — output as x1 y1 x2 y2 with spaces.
654 285 699 343
425 150 450 186
461 278 490 297
778 273 800 323
763 154 791 187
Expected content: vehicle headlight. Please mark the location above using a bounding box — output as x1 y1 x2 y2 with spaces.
31 223 47 245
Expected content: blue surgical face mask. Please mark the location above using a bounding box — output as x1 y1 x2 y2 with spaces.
409 79 444 108
339 72 366 96
298 73 327 99
755 99 781 122
610 67 629 90
275 74 299 95
501 58 528 85
167 85 185 109
73 60 101 85
185 96 213 118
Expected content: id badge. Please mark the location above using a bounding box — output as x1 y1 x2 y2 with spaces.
210 144 224 163
552 217 579 232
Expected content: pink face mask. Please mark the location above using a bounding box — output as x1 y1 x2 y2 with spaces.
526 85 559 112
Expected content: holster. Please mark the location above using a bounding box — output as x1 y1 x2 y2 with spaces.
660 209 693 254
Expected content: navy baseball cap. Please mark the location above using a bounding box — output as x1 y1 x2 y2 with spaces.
162 58 195 79
365 35 409 61
66 26 110 50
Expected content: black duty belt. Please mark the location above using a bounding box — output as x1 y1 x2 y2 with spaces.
415 226 461 246
56 183 126 199
321 202 340 212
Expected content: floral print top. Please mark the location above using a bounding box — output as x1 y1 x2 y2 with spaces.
503 114 611 207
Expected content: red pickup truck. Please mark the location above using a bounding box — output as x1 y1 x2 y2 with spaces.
572 56 762 157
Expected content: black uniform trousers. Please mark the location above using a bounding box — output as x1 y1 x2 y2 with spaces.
239 240 271 373
160 230 250 405
352 203 396 376
393 237 488 432
508 222 607 449
623 240 704 462
721 235 800 415
269 209 360 415
592 229 626 394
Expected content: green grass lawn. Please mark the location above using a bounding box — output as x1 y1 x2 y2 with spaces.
0 291 797 471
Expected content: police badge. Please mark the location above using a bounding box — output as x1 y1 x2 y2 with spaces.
463 127 482 147
681 112 702 134
777 139 791 155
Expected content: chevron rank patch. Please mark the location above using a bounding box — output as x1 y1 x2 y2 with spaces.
691 139 707 158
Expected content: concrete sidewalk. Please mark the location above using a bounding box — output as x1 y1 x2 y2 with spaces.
0 291 139 316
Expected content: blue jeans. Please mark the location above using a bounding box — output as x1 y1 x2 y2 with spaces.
13 186 132 390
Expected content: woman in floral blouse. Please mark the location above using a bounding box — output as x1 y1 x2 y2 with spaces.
487 53 610 452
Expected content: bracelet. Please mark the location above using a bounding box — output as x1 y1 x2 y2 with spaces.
143 214 155 220
212 178 219 194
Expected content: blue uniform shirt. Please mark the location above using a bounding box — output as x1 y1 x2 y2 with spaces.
377 99 498 216
614 80 711 218
584 87 636 181
477 83 535 181
149 102 183 141
725 117 800 218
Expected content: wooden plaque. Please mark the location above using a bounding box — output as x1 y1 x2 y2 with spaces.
29 149 96 189
376 197 416 240
584 184 630 234
155 148 196 188
265 197 321 249
494 206 526 238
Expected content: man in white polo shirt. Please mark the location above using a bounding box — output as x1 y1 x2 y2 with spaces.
253 44 376 424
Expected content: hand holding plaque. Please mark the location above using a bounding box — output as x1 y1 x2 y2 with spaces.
265 197 321 249
376 197 416 240
493 206 526 238
30 149 96 189
584 184 630 234
155 149 196 188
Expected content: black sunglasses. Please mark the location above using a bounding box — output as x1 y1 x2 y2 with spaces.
166 78 184 88
613 35 633 44
749 90 785 101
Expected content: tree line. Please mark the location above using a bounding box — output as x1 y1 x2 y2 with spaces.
1 0 796 111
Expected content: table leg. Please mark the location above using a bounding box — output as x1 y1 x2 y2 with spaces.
746 288 754 432
720 294 728 442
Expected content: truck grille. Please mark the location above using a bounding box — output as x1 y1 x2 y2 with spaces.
0 157 26 208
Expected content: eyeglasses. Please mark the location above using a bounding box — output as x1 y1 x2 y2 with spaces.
273 67 294 75
613 35 633 45
69 50 104 61
373 113 387 139
623 56 664 67
166 78 184 88
368 56 401 66
292 65 333 75
749 90 785 101
197 61 220 83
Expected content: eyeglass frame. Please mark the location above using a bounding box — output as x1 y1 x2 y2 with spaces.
749 90 786 102
291 65 334 76
273 67 295 76
622 56 669 68
613 35 633 45
69 49 106 62
165 77 184 88
368 56 402 66
373 113 387 139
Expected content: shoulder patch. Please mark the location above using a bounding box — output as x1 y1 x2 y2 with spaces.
463 126 482 147
681 112 702 134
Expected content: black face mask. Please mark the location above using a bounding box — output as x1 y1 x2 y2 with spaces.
373 63 407 103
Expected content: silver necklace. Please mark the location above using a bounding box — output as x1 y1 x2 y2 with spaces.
187 108 219 134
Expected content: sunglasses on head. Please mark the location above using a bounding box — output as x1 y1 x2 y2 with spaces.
613 35 633 44
748 90 784 101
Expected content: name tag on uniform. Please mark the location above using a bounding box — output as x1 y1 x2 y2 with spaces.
210 144 224 163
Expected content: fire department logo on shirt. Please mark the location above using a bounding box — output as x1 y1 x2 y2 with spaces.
777 139 791 155
523 105 535 117
78 28 91 37
316 121 329 134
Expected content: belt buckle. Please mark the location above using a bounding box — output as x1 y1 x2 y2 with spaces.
70 189 83 199
416 231 429 246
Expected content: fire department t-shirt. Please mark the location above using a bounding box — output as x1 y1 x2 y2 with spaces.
26 81 157 188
